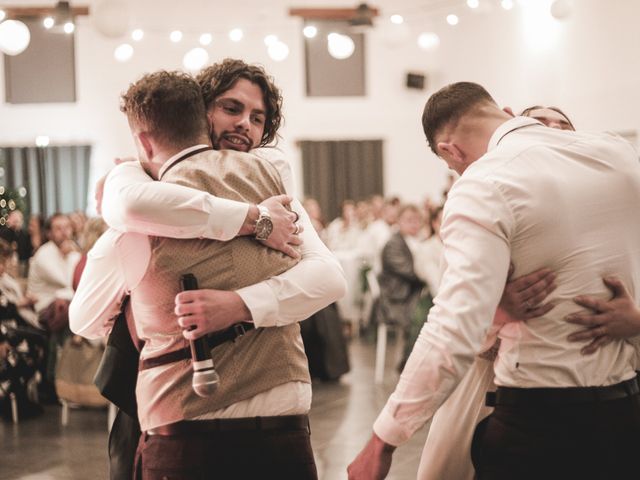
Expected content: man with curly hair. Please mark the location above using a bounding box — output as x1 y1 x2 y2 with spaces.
75 62 346 479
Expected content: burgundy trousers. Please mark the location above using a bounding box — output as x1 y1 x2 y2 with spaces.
135 421 317 480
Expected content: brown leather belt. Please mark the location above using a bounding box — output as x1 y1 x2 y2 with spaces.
146 414 310 436
139 322 255 371
486 376 640 407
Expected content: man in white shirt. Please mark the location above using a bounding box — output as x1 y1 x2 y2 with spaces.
79 59 346 480
348 82 640 479
27 213 80 398
72 70 345 478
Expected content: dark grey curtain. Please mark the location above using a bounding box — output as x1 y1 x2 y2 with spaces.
0 145 91 216
301 139 383 221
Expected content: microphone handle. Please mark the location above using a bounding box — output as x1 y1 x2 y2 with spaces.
180 274 213 366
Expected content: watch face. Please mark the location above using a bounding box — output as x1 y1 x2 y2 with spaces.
255 217 273 240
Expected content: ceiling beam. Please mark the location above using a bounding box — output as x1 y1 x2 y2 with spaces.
1 6 90 18
289 7 379 20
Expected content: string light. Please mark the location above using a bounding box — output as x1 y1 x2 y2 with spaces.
43 17 55 29
268 41 289 61
303 25 318 38
417 32 440 50
467 0 480 8
501 0 514 10
170 30 182 43
35 136 50 147
199 33 212 46
327 32 355 60
264 34 278 47
114 43 134 62
229 28 243 42
131 29 144 41
183 47 209 71
390 14 404 25
63 22 75 34
446 14 459 26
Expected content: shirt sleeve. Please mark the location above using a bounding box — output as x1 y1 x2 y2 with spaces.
69 230 144 339
236 198 347 327
373 177 515 446
101 161 249 241
235 151 348 327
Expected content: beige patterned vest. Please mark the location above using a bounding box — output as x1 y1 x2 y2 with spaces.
133 149 310 430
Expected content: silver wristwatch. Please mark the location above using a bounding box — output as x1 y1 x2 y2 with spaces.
254 205 273 241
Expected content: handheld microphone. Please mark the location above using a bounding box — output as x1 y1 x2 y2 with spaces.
180 273 219 397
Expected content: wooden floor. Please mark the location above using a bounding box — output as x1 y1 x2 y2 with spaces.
1 337 429 480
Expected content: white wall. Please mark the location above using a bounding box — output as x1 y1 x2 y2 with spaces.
0 0 638 214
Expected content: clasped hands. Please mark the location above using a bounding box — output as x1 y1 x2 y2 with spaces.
499 265 640 355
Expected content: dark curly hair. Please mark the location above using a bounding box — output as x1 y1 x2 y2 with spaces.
120 70 208 148
196 59 283 147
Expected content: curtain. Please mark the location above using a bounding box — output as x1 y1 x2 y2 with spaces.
301 139 383 221
0 145 91 217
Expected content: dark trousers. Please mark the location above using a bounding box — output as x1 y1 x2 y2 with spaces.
134 424 317 480
471 394 640 480
109 408 141 480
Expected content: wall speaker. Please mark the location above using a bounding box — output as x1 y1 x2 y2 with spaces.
406 72 426 90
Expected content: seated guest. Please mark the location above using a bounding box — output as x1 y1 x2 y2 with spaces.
325 200 362 251
0 209 33 277
27 213 81 402
360 200 399 274
27 214 45 255
375 204 425 337
0 238 45 420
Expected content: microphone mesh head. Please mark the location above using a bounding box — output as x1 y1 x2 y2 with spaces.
192 369 220 397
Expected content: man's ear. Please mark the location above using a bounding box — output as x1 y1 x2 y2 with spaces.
437 142 464 164
137 132 154 161
503 106 515 116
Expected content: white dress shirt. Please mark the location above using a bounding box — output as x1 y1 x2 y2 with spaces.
374 116 640 446
27 241 80 313
71 146 346 418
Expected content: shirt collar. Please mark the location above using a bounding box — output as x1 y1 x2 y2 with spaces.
158 144 210 179
487 116 542 152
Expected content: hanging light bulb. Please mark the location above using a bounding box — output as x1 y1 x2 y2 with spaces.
199 33 212 46
63 21 75 34
417 32 440 50
501 0 514 10
114 43 134 62
0 20 31 55
467 0 480 8
170 30 182 43
183 47 209 71
131 29 144 41
327 32 355 60
264 34 278 47
390 14 404 25
35 136 50 147
268 41 289 61
446 14 459 26
303 25 317 38
229 28 243 42
43 16 55 29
